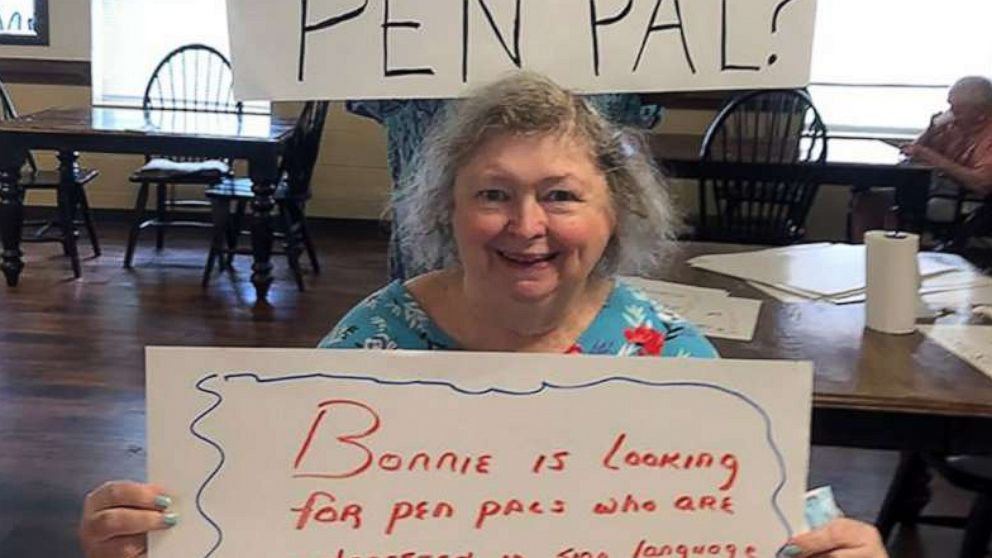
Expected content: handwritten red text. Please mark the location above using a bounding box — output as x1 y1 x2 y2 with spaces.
633 539 758 558
385 500 456 535
601 433 740 490
291 491 363 530
474 498 567 529
293 400 493 479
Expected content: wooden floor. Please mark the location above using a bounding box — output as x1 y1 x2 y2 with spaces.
0 218 977 557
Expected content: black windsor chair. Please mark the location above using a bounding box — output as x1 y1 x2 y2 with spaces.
0 77 100 278
878 454 992 558
697 89 828 244
201 101 329 291
123 43 244 268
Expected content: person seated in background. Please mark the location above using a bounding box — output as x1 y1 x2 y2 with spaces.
902 76 992 193
850 76 992 245
78 73 888 558
906 76 992 250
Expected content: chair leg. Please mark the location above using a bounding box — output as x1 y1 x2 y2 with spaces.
124 183 151 269
959 494 992 558
876 452 932 541
76 185 100 257
280 203 305 291
56 182 82 278
223 200 246 270
293 202 320 274
155 182 167 250
301 220 320 274
203 199 231 287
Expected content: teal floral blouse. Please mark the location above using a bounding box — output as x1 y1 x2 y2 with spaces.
319 280 718 358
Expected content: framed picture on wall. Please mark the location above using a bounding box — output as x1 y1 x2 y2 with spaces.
0 0 48 46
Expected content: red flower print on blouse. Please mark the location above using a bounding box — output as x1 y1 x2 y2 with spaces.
565 343 583 354
624 325 665 356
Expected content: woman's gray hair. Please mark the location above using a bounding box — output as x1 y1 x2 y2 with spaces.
393 72 680 277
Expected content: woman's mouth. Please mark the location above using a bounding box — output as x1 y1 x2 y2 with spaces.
497 250 558 267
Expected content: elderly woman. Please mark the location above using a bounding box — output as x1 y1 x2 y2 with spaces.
322 75 711 356
79 74 888 558
346 92 660 278
850 76 992 243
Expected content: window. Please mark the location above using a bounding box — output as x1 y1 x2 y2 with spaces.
91 0 267 113
809 0 992 138
0 0 48 46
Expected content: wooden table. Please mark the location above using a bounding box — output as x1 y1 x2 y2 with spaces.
664 242 992 455
650 134 936 234
0 107 297 302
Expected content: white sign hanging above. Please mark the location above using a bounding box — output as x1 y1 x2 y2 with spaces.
225 0 818 100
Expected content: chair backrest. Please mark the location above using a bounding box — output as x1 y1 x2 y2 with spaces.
697 89 828 244
143 44 243 114
0 76 37 174
142 44 243 164
282 101 330 199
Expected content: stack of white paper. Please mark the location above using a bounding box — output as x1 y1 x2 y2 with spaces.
621 276 762 342
919 325 992 381
687 244 979 307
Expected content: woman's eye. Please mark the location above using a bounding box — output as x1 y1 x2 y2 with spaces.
544 189 581 202
476 189 509 202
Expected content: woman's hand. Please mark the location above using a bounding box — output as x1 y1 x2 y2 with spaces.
900 143 944 166
79 481 177 558
900 142 925 159
779 518 887 557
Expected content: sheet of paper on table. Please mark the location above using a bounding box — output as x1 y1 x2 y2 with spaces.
919 325 992 381
147 347 813 558
689 244 963 300
750 270 992 305
923 285 992 308
620 277 762 341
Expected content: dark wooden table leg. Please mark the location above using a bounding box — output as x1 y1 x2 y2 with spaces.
57 150 82 278
249 155 279 303
0 162 25 286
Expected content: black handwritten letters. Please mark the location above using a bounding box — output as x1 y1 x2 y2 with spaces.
589 0 633 77
633 0 695 74
721 0 760 71
462 0 523 83
290 0 811 90
382 0 436 77
298 0 370 81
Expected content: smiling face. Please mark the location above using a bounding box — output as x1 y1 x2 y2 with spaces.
451 131 617 303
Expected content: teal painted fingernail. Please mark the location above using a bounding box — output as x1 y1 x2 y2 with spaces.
778 544 801 557
163 513 179 527
154 495 172 509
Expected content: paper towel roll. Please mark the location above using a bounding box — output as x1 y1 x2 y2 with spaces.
865 230 920 334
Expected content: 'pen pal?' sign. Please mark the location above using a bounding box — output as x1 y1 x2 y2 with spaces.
148 348 812 558
226 0 818 100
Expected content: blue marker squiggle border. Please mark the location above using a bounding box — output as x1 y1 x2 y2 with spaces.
189 375 227 558
191 372 793 557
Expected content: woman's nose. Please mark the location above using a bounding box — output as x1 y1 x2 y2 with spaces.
506 198 547 238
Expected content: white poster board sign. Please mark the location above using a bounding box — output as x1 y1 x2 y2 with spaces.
148 348 813 558
225 0 818 100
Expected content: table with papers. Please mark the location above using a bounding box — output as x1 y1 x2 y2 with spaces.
653 242 992 455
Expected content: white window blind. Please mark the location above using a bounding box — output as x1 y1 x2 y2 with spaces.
809 0 992 138
0 0 37 36
92 0 268 113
